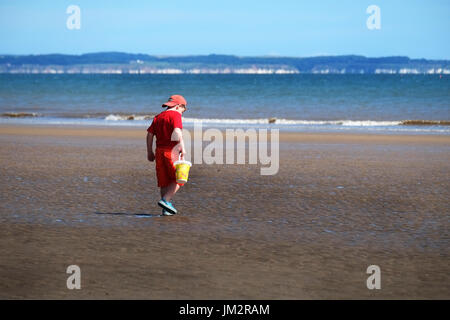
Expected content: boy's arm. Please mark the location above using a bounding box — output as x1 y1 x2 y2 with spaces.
171 112 185 159
173 128 186 159
147 132 155 162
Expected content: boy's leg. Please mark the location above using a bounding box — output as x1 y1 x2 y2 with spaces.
161 182 181 202
160 186 168 199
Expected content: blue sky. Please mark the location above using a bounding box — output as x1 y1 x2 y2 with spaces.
0 0 449 59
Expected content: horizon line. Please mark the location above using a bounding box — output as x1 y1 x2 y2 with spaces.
1 51 449 61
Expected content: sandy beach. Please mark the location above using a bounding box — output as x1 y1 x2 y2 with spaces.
0 124 449 299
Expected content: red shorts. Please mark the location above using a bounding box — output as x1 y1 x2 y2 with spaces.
155 147 184 188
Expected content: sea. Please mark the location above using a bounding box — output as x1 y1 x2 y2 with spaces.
0 74 449 134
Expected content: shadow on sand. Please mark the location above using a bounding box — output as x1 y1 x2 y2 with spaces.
95 212 163 218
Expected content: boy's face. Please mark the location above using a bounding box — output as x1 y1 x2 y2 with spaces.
176 104 187 114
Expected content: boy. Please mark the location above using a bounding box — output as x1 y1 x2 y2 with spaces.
146 94 187 216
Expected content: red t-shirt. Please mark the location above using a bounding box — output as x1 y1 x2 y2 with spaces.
147 110 183 149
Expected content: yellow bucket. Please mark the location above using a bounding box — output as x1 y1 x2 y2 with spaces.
174 155 192 184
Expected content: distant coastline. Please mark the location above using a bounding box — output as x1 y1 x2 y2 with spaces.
1 52 449 74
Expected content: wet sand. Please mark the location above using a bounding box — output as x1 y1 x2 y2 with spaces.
0 124 449 299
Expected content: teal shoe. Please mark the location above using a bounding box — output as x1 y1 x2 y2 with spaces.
161 208 174 216
158 198 177 215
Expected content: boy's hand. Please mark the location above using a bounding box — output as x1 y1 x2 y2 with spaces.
180 148 186 160
147 151 155 162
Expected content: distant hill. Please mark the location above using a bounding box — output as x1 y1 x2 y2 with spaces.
1 52 449 74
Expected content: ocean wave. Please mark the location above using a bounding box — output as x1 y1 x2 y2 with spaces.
1 112 38 118
182 117 402 126
2 116 449 134
2 113 448 128
103 114 450 127
104 114 403 126
104 114 155 121
400 120 450 126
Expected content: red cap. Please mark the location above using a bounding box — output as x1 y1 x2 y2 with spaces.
162 95 187 108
